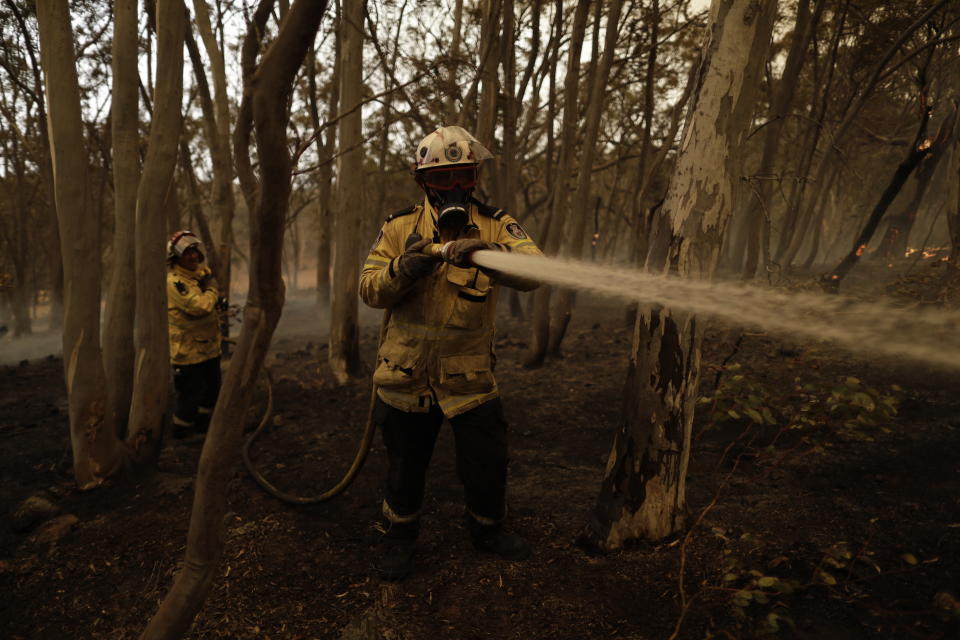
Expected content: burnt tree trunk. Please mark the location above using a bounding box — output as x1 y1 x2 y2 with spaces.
824 105 935 289
582 0 776 550
877 103 958 262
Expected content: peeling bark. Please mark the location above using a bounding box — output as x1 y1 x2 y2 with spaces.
583 0 776 551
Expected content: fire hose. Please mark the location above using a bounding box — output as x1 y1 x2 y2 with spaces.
242 242 474 504
242 312 390 504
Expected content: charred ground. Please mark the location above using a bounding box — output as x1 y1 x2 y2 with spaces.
1 269 959 639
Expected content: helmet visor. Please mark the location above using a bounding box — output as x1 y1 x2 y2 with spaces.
422 166 478 191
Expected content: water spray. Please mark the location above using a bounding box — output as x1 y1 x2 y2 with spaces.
468 249 960 371
246 245 960 506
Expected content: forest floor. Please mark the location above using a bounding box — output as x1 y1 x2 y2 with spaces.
1 261 959 640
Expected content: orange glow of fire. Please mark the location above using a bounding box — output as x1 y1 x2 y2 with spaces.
855 244 867 257
905 246 950 260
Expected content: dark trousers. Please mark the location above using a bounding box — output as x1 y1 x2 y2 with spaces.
172 356 221 427
376 397 508 537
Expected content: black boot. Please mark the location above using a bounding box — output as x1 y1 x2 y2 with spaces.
375 519 419 581
195 410 212 435
171 416 196 439
467 516 531 561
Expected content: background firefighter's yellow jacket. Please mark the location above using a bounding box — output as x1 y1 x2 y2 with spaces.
360 198 543 417
167 264 220 365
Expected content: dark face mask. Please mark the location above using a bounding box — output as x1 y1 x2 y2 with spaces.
431 185 472 232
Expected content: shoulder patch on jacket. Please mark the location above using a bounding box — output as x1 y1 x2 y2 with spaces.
174 280 188 295
385 205 417 223
473 200 506 220
505 222 528 240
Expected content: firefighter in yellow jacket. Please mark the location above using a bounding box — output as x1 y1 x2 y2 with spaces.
166 230 221 438
360 126 543 580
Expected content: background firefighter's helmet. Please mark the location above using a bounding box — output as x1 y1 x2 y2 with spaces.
413 125 492 172
167 230 205 262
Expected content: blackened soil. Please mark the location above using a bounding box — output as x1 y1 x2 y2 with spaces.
1 291 958 639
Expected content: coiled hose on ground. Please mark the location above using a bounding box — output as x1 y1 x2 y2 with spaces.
241 312 389 505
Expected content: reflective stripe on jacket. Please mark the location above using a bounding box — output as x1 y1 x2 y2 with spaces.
359 197 543 417
167 264 220 365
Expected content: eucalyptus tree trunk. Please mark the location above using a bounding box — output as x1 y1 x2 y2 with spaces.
36 0 125 488
782 158 839 269
140 2 327 637
548 0 624 356
126 0 184 462
6 0 63 330
307 31 339 305
192 0 236 304
4 130 33 338
799 166 839 270
628 0 660 263
445 0 465 120
773 1 845 267
740 0 825 279
523 0 590 369
183 25 223 275
475 0 501 201
582 0 776 550
328 0 365 384
624 49 698 334
102 0 140 438
496 0 516 211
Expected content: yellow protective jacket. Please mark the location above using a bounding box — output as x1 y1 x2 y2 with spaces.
167 264 221 365
360 197 543 417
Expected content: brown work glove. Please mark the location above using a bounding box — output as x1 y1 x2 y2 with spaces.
440 239 498 268
396 237 440 280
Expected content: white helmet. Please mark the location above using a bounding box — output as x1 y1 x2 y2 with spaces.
167 229 204 261
413 125 493 172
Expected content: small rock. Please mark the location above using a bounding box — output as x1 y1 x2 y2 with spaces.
30 514 79 544
11 493 60 532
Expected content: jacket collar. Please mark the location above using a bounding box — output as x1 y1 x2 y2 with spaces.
171 263 203 280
